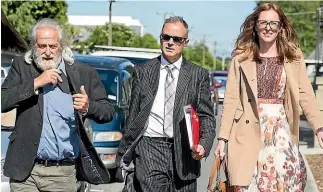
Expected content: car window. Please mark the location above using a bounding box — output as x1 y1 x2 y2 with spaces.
96 69 119 103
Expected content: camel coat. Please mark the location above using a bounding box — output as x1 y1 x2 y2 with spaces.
218 51 323 186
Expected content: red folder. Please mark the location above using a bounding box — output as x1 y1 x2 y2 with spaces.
183 105 200 151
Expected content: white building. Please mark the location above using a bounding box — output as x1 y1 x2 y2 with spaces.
68 15 144 37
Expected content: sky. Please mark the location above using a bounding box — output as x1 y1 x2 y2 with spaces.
67 1 256 56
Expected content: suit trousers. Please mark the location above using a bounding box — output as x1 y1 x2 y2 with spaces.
134 136 197 192
9 163 78 192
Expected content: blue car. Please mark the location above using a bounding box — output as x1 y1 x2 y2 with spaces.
74 55 134 180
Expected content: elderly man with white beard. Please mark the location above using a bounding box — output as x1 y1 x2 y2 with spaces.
1 18 114 192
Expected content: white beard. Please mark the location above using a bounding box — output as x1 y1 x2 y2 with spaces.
24 47 74 67
32 51 62 71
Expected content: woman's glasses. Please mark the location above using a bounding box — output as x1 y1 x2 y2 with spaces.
257 20 281 30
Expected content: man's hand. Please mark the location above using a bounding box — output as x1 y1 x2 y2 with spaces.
317 131 323 149
72 85 89 113
192 144 205 160
34 69 62 89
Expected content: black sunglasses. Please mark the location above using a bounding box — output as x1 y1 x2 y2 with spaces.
160 34 187 45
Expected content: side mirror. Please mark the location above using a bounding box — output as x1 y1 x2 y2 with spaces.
215 83 222 88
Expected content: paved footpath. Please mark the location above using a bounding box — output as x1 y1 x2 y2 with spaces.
300 145 322 192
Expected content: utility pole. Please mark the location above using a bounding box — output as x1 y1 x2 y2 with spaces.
222 56 226 70
202 34 206 66
108 0 116 46
213 41 217 70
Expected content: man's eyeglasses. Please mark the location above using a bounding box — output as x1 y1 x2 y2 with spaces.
256 20 281 30
160 34 187 45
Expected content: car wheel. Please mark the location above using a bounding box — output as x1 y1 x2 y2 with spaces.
110 167 124 183
78 181 91 192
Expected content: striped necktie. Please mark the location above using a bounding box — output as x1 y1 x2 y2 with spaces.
164 64 177 137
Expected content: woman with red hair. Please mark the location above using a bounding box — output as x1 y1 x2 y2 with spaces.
215 3 323 191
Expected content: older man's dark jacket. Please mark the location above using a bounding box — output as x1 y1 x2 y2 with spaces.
1 56 114 184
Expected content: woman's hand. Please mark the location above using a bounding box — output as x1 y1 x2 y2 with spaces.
317 128 323 149
214 139 226 159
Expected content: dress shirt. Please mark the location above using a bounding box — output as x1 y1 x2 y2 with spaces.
144 55 182 138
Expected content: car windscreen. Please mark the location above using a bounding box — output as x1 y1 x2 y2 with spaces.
96 69 119 103
213 76 227 89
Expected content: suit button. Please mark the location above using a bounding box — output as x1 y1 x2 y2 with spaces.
248 98 252 102
246 120 249 124
34 142 38 146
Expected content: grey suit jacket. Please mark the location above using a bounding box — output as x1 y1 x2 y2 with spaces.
116 56 216 180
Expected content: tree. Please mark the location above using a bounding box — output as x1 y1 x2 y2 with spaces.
183 42 222 70
256 1 323 56
134 34 159 49
76 23 159 53
1 1 78 44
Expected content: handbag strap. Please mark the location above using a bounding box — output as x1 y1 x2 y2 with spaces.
207 155 228 191
207 155 220 190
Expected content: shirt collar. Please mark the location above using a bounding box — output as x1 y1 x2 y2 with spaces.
161 55 182 70
57 59 66 75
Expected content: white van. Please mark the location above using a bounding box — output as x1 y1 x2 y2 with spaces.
90 45 161 65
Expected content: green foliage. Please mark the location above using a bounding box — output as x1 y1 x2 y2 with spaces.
255 1 323 56
76 23 159 53
1 0 78 44
183 42 222 71
135 34 159 49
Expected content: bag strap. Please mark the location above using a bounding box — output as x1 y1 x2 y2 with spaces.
207 155 221 191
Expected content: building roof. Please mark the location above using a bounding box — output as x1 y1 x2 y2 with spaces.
68 15 143 28
307 40 323 61
1 9 27 52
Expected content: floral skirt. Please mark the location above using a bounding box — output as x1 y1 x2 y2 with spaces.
235 101 307 192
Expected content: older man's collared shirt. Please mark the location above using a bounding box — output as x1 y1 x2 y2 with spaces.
144 55 182 138
37 61 79 160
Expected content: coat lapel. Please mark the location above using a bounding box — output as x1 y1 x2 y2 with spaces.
240 59 258 104
173 59 191 120
140 57 161 111
30 63 43 117
283 59 298 101
65 61 80 94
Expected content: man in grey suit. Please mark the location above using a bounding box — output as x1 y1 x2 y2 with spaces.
116 16 216 191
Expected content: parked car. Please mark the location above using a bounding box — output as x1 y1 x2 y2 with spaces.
1 51 20 85
90 45 161 65
74 55 134 182
1 67 10 85
209 74 221 116
209 70 228 103
1 126 11 192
